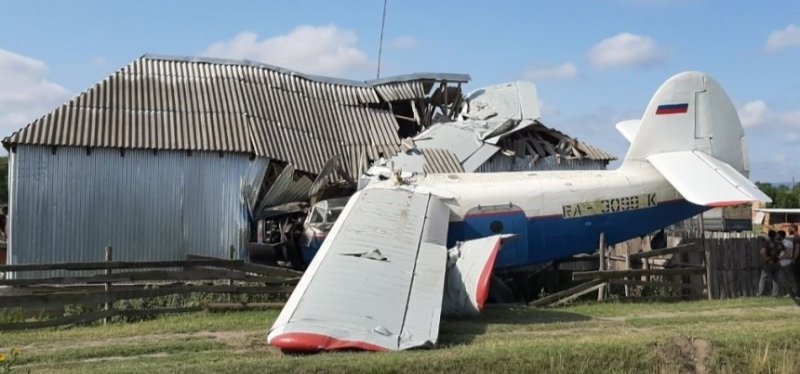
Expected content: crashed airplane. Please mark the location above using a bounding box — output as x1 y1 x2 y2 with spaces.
267 71 771 352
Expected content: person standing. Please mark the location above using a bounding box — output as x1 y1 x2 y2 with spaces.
758 230 781 297
786 225 800 298
778 230 797 297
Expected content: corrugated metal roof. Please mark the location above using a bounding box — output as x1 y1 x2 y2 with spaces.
3 55 468 174
421 148 464 174
373 80 426 101
255 164 314 218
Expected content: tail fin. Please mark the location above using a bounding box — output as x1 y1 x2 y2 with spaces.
623 71 771 207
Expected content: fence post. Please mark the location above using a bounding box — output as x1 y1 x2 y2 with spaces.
597 232 606 301
698 216 714 300
624 253 631 298
103 246 113 325
228 246 235 302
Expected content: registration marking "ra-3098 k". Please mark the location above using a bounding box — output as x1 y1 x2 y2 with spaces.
562 193 657 219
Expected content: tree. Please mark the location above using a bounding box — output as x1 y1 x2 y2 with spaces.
756 182 800 208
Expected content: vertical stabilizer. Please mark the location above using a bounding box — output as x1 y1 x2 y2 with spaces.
624 72 770 206
624 72 748 177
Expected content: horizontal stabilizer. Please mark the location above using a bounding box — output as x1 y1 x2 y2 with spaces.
443 235 505 317
647 151 771 207
615 119 640 143
268 188 452 352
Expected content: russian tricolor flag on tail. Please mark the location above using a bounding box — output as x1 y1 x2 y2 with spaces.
655 103 688 115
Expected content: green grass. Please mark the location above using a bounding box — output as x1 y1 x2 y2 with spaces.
1 298 799 373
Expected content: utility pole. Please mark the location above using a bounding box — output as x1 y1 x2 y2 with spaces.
376 0 388 79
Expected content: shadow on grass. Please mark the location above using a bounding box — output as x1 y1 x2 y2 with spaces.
437 305 591 346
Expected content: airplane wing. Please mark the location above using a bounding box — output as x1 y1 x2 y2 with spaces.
647 150 771 207
267 187 453 352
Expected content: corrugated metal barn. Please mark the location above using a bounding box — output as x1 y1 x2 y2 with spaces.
2 54 469 265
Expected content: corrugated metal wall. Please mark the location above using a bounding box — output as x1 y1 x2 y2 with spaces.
8 145 268 267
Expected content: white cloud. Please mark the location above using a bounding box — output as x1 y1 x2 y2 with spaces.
737 100 800 129
588 33 667 68
737 100 770 128
524 62 579 81
765 24 800 52
0 48 71 139
91 56 107 68
390 36 418 49
737 100 800 182
203 25 374 77
538 100 559 117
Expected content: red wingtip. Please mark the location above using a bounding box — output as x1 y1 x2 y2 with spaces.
475 239 502 312
270 332 388 352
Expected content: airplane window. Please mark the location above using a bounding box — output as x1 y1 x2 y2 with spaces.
490 220 503 233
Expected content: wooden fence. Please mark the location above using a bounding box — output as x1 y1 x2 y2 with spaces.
612 232 763 299
693 236 761 298
533 232 765 306
0 252 301 330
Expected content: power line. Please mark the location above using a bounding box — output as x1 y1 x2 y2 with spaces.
376 0 388 79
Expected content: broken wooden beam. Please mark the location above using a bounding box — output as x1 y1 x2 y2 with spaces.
608 279 707 291
552 283 606 306
529 278 604 307
628 244 706 260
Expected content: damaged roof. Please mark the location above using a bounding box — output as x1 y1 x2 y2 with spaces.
377 82 616 175
3 54 469 174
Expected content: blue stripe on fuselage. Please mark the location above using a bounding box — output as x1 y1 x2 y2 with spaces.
447 199 707 270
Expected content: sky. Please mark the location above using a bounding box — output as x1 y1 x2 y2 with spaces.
0 0 798 182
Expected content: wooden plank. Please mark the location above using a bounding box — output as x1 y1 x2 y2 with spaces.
598 232 607 301
0 285 294 309
624 254 631 297
628 244 706 260
104 246 113 325
608 279 707 290
529 278 604 307
529 139 547 157
0 269 274 286
573 267 706 281
186 254 302 277
551 284 606 307
0 259 245 272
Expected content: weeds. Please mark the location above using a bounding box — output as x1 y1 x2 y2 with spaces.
0 309 23 324
0 348 21 374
